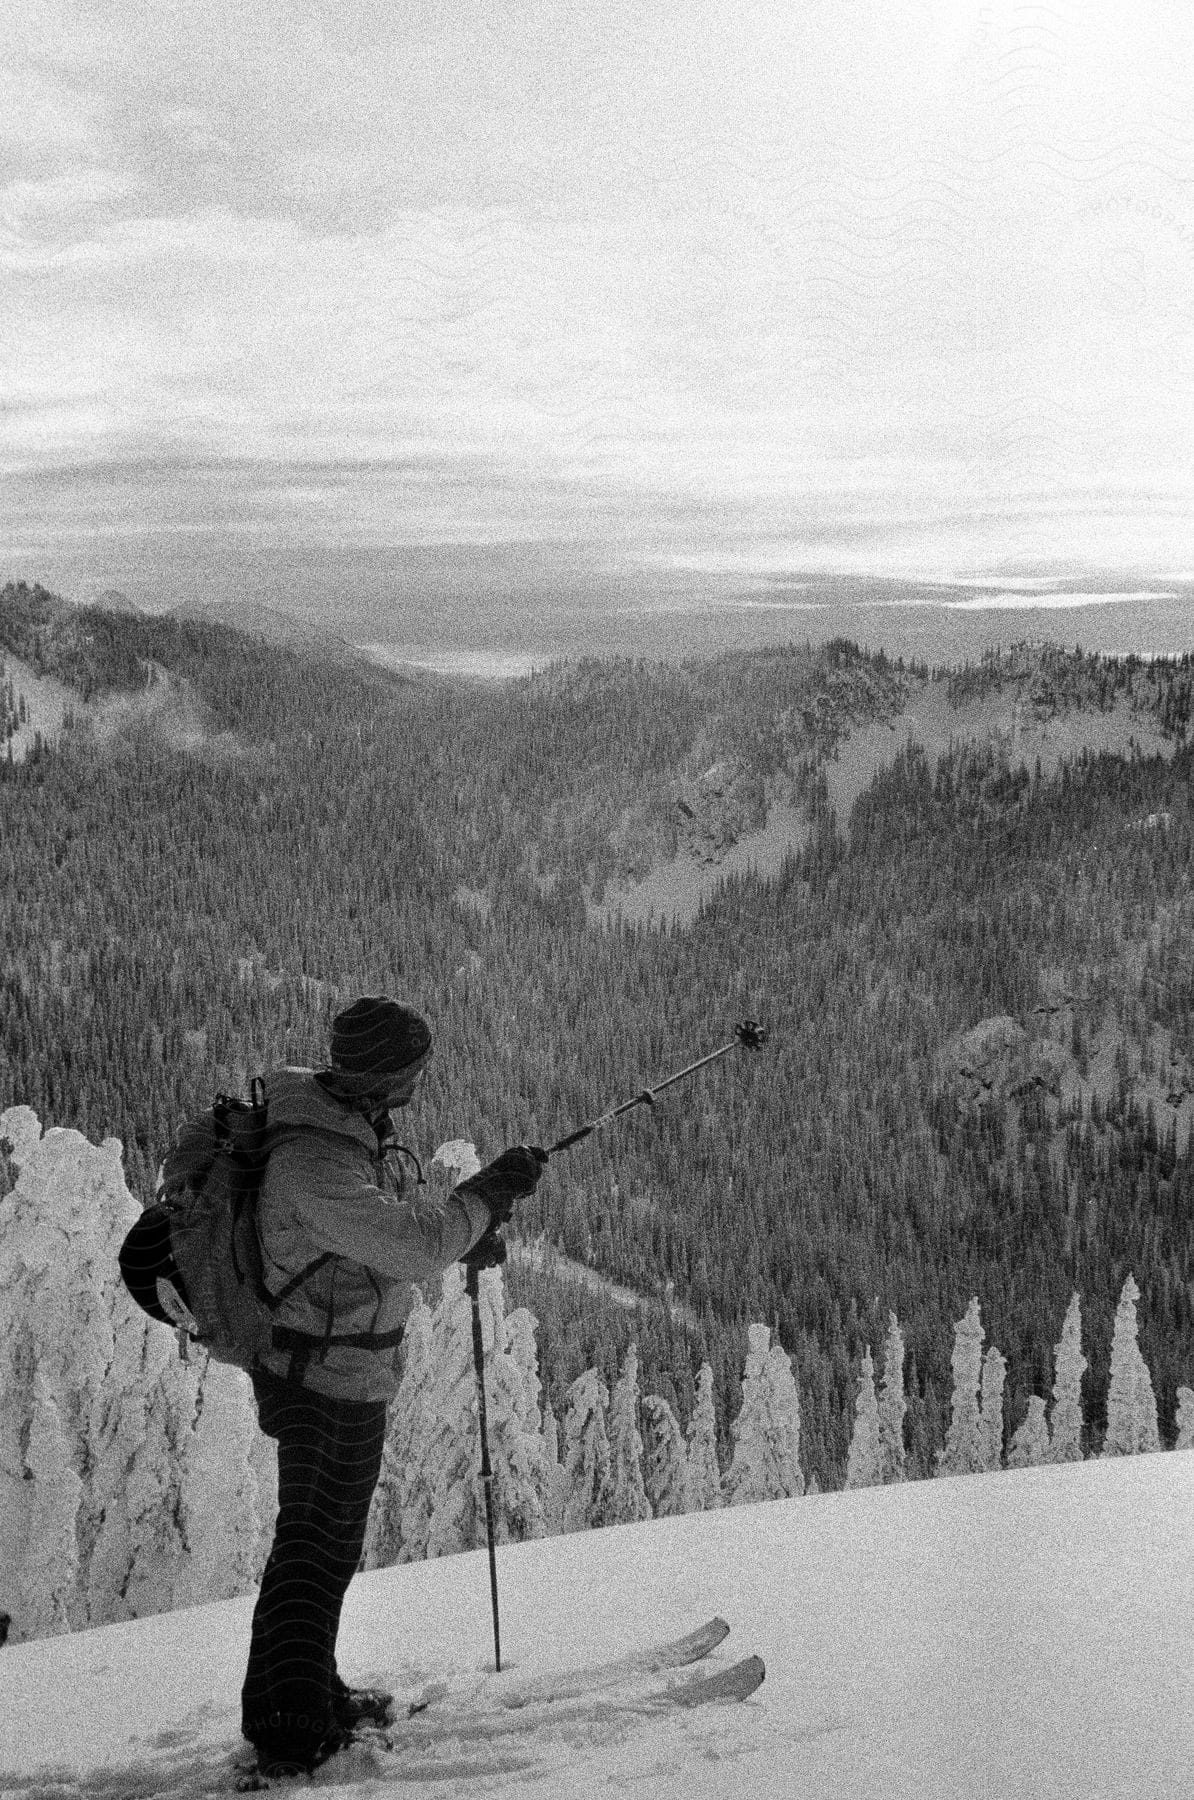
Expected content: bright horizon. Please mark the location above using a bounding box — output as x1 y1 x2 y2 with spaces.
4 1 1194 622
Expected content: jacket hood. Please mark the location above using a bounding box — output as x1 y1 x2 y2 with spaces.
263 1066 379 1152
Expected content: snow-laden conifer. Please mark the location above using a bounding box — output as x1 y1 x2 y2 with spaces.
432 1138 482 1187
845 1348 882 1490
684 1362 723 1510
877 1312 907 1483
499 1305 550 1541
978 1345 1007 1473
1103 1275 1160 1456
724 1324 804 1504
363 1286 435 1567
641 1393 688 1519
1135 1357 1161 1453
1175 1388 1194 1450
1007 1395 1050 1468
1048 1292 1087 1463
375 1135 480 1566
0 1109 271 1642
175 1357 273 1612
607 1344 651 1525
421 1261 548 1555
561 1366 612 1532
416 1263 482 1558
391 1141 548 1556
21 1364 82 1635
937 1297 985 1477
541 1401 568 1534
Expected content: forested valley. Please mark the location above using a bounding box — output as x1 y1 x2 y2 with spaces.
2 579 1193 1489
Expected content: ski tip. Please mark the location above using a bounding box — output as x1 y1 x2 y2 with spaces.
673 1651 766 1709
725 1653 765 1702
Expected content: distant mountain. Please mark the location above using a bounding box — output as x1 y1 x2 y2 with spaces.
92 587 142 614
168 597 355 655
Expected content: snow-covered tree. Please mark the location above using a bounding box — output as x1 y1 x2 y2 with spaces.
561 1366 612 1532
402 1263 480 1559
432 1138 482 1188
978 1345 1007 1473
724 1325 804 1505
376 1136 480 1564
684 1362 723 1511
499 1305 550 1542
419 1260 548 1556
1175 1388 1194 1451
1007 1395 1050 1469
541 1401 569 1534
20 1365 82 1635
937 1297 984 1477
382 1141 548 1559
0 1108 273 1643
1048 1292 1087 1463
845 1348 882 1490
1103 1275 1161 1457
607 1345 651 1525
363 1286 435 1567
877 1312 907 1484
174 1354 274 1612
641 1393 688 1519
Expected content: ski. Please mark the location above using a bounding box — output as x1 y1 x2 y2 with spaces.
378 1648 763 1757
495 1613 730 1710
643 1652 765 1710
146 1622 750 1792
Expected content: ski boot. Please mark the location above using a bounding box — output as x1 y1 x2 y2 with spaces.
331 1678 395 1729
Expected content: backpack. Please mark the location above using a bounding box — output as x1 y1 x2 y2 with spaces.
119 1079 333 1374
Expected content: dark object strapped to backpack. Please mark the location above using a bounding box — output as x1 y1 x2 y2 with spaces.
118 1079 404 1378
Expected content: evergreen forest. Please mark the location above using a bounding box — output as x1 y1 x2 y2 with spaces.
2 579 1193 1489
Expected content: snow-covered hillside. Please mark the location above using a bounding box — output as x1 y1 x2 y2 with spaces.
2 1452 1191 1799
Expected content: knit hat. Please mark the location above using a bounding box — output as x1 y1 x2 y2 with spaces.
326 996 433 1094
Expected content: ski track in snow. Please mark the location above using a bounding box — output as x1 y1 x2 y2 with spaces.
4 1626 765 1800
4 1666 770 1799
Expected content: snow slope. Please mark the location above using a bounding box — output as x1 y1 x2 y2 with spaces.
3 1452 1191 1800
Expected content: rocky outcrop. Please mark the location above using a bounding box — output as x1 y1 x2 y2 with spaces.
674 757 765 864
940 1015 1068 1113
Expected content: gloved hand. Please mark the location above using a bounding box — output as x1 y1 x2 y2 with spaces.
455 1145 547 1229
462 1227 509 1271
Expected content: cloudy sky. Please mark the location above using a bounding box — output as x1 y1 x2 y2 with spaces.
3 0 1193 631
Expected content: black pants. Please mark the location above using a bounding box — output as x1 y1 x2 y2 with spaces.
241 1365 388 1758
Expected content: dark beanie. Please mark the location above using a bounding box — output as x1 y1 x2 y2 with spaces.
328 996 432 1089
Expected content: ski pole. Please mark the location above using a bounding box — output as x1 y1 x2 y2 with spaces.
461 1019 767 1673
464 1259 502 1672
546 1020 768 1156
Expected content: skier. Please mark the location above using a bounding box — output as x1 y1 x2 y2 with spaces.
238 994 545 1781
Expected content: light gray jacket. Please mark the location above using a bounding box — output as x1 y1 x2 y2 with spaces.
253 1067 491 1401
